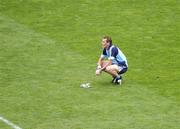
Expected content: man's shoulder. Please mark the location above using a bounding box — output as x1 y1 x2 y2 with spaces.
111 45 119 52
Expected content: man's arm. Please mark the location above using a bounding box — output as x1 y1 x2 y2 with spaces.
100 59 112 71
100 47 118 70
97 48 107 66
97 57 112 71
99 47 117 71
97 57 103 68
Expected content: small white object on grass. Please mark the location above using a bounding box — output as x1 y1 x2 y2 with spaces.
80 83 91 88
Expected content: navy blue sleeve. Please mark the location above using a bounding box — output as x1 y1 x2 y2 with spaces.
111 47 118 57
102 48 107 55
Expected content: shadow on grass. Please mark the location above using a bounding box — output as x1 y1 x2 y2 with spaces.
95 80 123 89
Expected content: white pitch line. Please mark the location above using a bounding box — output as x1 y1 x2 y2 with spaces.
0 116 22 129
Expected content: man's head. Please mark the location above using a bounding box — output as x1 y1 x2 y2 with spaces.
101 36 112 49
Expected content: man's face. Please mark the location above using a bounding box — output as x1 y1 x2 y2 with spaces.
101 38 109 48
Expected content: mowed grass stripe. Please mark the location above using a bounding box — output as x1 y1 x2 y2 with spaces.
0 14 86 84
0 14 94 128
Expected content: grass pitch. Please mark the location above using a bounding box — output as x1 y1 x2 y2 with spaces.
0 0 179 129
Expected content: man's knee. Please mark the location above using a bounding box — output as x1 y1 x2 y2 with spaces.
105 66 112 72
105 65 119 72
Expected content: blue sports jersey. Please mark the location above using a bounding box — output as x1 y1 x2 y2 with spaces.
101 44 128 67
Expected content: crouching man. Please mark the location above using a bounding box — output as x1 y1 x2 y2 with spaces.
96 36 128 85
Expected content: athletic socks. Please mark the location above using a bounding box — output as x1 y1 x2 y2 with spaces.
114 75 122 85
115 75 121 80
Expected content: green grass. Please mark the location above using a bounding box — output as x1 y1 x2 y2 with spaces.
0 0 180 128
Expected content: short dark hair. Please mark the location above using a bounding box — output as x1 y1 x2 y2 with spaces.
103 36 112 44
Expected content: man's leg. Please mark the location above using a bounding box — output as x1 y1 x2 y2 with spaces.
105 65 122 84
100 62 123 84
100 61 117 76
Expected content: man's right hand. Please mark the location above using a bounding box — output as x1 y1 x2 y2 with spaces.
96 69 101 75
96 65 102 75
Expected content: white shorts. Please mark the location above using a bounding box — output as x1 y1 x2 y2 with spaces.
106 64 128 74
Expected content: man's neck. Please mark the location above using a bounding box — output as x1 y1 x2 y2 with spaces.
106 43 112 50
